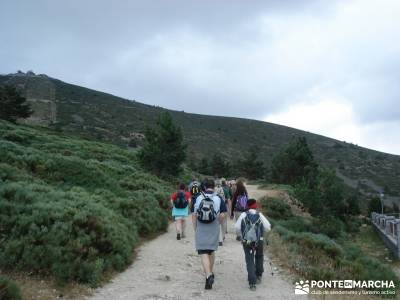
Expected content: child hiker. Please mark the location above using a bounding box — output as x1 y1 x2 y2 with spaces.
234 198 271 291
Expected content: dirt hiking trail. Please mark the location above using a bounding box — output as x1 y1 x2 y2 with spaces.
88 185 307 300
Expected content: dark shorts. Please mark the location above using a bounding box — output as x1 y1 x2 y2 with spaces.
197 249 214 255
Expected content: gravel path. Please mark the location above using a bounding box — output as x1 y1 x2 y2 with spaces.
87 185 308 300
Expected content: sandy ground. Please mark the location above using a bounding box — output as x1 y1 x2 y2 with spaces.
87 185 307 300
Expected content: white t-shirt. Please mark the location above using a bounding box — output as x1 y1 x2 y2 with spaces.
234 209 271 232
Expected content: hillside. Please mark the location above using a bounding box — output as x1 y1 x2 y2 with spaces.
1 71 400 198
0 120 173 289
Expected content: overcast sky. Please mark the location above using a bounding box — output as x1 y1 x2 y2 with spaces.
1 0 400 155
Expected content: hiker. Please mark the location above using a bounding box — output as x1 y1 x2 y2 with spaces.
234 198 271 291
192 178 227 290
229 180 237 219
170 183 191 240
188 178 201 211
221 178 232 219
200 177 208 192
231 180 248 240
215 179 227 246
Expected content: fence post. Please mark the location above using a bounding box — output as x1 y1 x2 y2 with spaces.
386 220 391 234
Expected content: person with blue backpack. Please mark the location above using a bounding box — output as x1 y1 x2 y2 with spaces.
192 178 227 290
231 180 249 241
170 183 191 240
234 198 271 291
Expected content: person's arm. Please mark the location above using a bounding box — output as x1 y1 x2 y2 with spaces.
231 193 237 217
192 197 199 230
234 212 245 231
170 193 175 209
259 212 271 232
192 213 197 231
219 197 227 224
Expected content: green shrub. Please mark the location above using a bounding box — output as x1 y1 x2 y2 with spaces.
294 232 344 258
0 275 24 300
273 224 343 258
2 130 29 144
277 216 313 233
261 197 293 220
0 182 140 286
0 122 173 286
312 216 345 239
343 216 363 233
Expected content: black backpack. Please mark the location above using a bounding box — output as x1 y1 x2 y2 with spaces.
190 183 200 196
174 191 189 209
197 193 217 223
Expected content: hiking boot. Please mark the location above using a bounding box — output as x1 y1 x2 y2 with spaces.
236 236 242 241
210 273 215 281
249 284 256 291
219 241 223 246
205 276 213 290
256 276 262 284
177 233 181 240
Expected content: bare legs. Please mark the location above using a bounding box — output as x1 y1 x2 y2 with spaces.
182 218 186 237
175 218 186 237
220 218 227 243
201 252 215 277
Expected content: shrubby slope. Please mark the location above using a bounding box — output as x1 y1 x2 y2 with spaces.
1 72 399 197
0 121 171 286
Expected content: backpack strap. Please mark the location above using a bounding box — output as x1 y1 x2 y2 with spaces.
201 192 221 214
245 211 261 224
244 211 251 226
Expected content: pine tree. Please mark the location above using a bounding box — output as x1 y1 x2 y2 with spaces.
241 146 264 179
368 196 382 214
199 157 210 175
210 154 226 177
138 112 186 177
0 85 32 122
271 136 318 186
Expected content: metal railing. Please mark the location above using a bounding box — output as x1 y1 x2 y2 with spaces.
371 212 400 258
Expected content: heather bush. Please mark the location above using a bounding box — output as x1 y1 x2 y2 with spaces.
312 216 345 239
261 195 399 294
261 196 293 220
0 275 23 300
0 121 172 286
